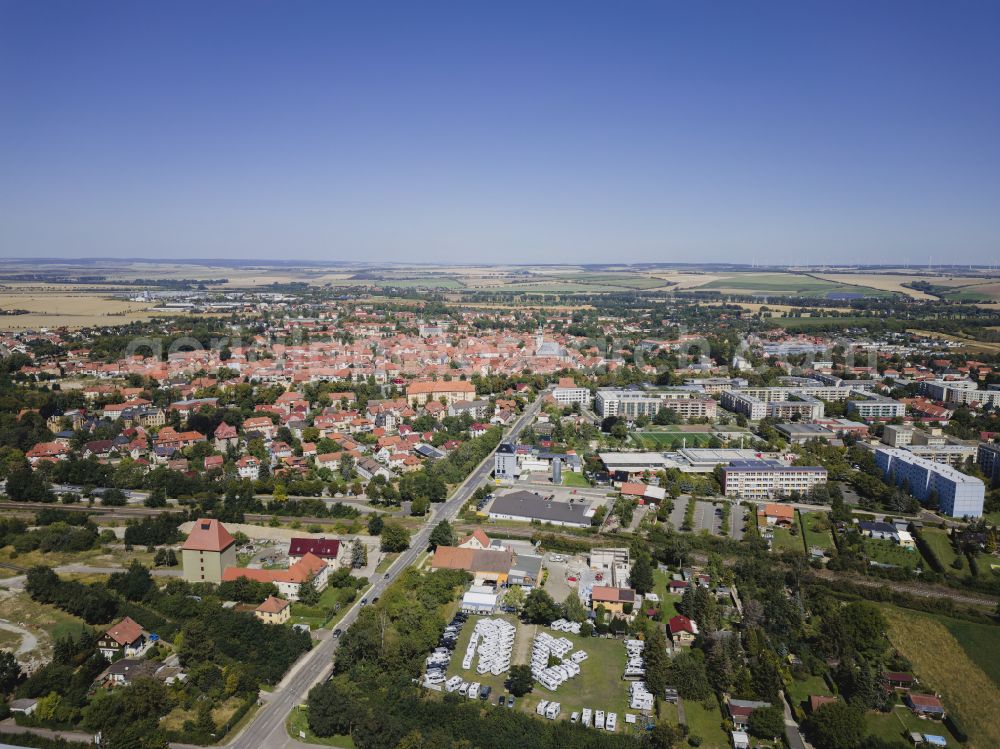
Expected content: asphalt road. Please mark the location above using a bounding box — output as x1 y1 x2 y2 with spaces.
184 391 547 749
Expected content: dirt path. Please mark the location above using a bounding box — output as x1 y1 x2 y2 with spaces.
513 622 538 665
0 619 38 655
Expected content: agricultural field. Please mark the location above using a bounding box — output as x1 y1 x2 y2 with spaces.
883 606 1000 749
907 329 1000 355
937 617 1000 688
0 288 173 329
808 273 941 300
691 273 894 299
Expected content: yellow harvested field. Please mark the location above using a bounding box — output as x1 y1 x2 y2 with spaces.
648 272 727 289
907 329 1000 354
884 608 1000 749
0 291 173 330
808 273 938 300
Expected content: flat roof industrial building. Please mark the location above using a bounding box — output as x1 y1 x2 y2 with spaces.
487 490 593 528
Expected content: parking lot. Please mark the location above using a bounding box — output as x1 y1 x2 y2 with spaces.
664 497 746 538
430 612 646 732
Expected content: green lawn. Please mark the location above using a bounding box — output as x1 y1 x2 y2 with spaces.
865 706 958 746
769 526 804 554
286 705 355 747
561 472 591 488
799 512 836 551
651 570 683 619
785 673 833 707
920 528 963 575
863 538 921 570
290 585 359 629
682 698 729 749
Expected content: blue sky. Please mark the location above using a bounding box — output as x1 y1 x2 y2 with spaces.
1 1 998 264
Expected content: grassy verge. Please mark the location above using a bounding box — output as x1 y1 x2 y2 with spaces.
286 705 355 747
375 553 399 574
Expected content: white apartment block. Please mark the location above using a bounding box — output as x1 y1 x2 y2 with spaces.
595 388 716 419
721 460 828 499
874 447 984 518
552 385 591 407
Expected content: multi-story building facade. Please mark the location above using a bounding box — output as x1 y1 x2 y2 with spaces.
976 442 1000 487
874 447 984 518
552 378 591 407
846 392 906 419
721 460 827 499
595 388 716 419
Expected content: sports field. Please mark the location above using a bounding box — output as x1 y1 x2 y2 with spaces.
631 430 716 449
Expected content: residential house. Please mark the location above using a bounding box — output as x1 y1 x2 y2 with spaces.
222 552 329 601
430 546 515 586
254 595 291 625
288 537 343 568
668 614 699 645
214 422 238 451
97 617 149 660
905 693 946 718
236 455 261 481
406 379 477 406
99 658 158 687
759 503 795 527
590 586 636 615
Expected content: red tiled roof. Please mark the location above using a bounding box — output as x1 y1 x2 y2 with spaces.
288 538 341 559
105 616 145 646
669 614 698 635
255 595 290 614
182 518 235 552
